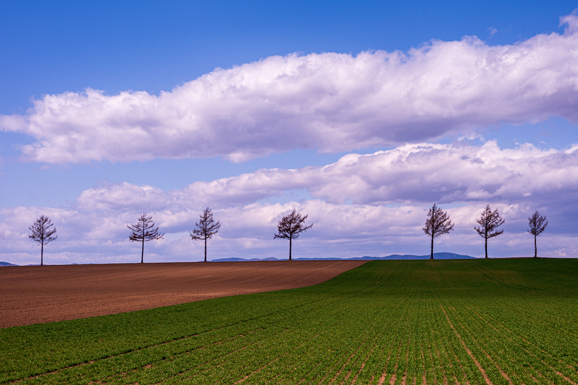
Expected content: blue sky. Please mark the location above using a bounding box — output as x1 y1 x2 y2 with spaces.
1 0 578 264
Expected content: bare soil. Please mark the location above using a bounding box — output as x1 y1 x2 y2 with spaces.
0 260 365 328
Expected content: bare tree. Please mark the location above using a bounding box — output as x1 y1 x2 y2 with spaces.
29 215 57 266
423 204 454 259
528 210 548 258
274 209 313 261
474 204 505 259
190 207 221 262
127 213 164 263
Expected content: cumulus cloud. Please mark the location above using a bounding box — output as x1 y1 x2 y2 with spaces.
73 141 578 211
76 182 167 212
306 141 578 205
561 10 578 33
64 140 578 259
1 198 574 265
1 140 577 264
1 14 578 164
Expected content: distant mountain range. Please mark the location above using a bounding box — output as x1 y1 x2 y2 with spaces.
0 253 474 266
211 257 282 262
356 252 475 260
212 253 474 262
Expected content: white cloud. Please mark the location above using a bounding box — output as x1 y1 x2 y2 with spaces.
1 198 574 265
1 13 578 164
1 140 576 264
76 141 576 209
561 11 578 33
76 182 167 212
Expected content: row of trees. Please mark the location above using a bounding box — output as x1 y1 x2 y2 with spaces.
423 204 548 259
28 205 547 265
125 208 312 263
126 208 224 263
27 208 310 265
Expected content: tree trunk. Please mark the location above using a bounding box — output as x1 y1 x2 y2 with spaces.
204 237 207 262
289 236 292 261
41 242 44 266
485 235 488 259
140 226 145 263
534 234 537 258
430 233 434 259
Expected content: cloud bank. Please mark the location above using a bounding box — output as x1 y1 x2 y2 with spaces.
1 14 578 163
1 142 576 264
72 140 578 210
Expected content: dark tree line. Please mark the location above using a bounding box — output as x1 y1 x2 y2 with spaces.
125 208 313 262
25 205 550 265
126 208 223 263
423 204 548 259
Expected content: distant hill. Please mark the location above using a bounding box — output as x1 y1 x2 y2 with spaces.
213 253 474 262
379 252 474 260
325 252 474 260
0 261 18 266
212 257 282 262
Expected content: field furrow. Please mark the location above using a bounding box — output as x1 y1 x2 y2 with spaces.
2 259 578 384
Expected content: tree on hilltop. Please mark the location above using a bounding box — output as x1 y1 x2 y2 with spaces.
474 204 505 259
423 204 454 259
29 215 57 266
528 210 548 258
128 213 164 263
274 209 313 261
190 207 221 262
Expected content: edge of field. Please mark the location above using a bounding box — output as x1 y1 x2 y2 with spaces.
0 260 367 328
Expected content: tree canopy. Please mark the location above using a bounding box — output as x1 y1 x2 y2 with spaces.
29 215 57 266
274 209 313 260
528 210 548 258
190 207 221 262
474 204 505 258
127 213 164 263
423 204 454 259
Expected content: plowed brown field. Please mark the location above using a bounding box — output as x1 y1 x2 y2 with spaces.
0 260 365 328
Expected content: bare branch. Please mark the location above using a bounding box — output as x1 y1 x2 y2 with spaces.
423 204 454 239
528 210 548 258
190 207 221 262
127 213 164 263
528 210 548 237
473 204 505 258
274 209 313 260
29 215 57 266
423 204 454 259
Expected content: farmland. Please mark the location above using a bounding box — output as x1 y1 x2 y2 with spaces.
2 258 578 384
0 261 364 328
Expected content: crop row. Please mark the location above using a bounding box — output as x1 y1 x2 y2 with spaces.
2 258 578 384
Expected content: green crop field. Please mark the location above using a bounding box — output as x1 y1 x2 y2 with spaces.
2 259 578 384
